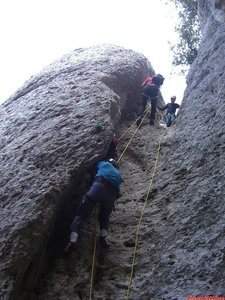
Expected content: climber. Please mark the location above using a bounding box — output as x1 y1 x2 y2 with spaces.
158 95 180 127
105 134 120 160
64 158 123 253
137 74 165 126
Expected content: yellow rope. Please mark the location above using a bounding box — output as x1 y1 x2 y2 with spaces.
89 206 99 300
119 107 149 141
89 107 164 299
118 107 150 164
89 110 150 299
125 129 167 300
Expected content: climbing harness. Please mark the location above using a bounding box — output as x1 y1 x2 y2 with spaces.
125 129 167 300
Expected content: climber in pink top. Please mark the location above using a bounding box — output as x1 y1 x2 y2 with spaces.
137 74 165 126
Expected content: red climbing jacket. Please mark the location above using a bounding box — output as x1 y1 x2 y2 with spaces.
142 74 164 88
142 77 153 87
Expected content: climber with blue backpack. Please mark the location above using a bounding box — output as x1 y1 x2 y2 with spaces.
137 74 165 126
64 158 123 253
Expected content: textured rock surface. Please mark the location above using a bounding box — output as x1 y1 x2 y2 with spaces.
34 1 225 299
34 120 166 300
2 0 225 298
0 44 156 299
127 0 225 298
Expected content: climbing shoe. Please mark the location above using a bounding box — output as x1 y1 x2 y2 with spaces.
64 241 77 253
99 236 110 249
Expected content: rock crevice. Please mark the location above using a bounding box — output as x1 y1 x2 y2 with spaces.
0 44 155 299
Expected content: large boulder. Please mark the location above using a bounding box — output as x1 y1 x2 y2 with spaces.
0 44 154 299
33 2 225 299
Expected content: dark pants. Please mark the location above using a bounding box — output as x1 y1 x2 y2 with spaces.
140 94 157 121
165 113 176 127
71 181 117 233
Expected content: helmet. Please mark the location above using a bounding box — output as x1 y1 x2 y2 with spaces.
152 74 164 86
108 158 118 168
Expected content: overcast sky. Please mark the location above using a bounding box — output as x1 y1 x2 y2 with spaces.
0 0 186 104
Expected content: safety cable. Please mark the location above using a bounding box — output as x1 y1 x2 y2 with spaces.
89 108 166 299
89 205 100 300
89 109 150 299
117 107 150 164
119 107 149 141
125 129 167 300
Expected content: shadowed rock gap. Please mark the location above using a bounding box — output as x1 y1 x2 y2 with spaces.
32 119 166 300
14 171 94 300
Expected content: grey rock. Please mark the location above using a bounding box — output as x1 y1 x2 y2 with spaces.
0 44 155 299
126 0 225 298
3 1 225 297
31 2 225 299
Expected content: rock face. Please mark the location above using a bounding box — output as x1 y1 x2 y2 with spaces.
2 0 225 297
126 0 225 298
0 45 155 299
34 121 167 300
29 1 225 299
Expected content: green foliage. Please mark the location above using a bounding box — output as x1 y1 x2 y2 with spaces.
94 123 103 132
167 0 201 66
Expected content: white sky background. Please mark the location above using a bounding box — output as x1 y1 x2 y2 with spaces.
0 0 187 105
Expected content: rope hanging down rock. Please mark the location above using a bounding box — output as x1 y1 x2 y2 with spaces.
118 107 150 163
119 107 150 142
125 129 167 300
89 109 151 299
89 205 99 300
89 108 167 300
